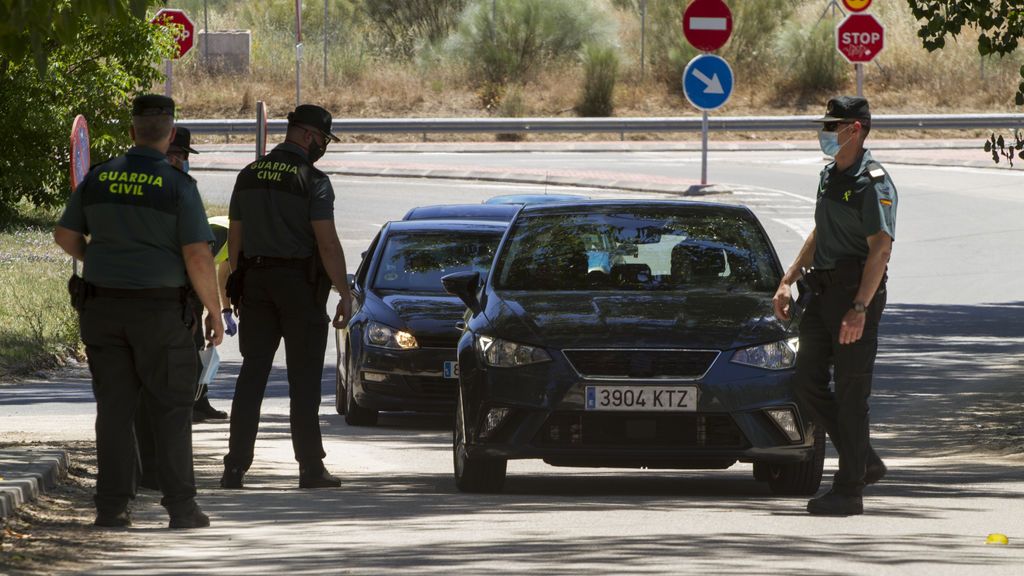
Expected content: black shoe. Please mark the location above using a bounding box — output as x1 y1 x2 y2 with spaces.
299 468 342 489
193 401 228 421
94 510 132 528
220 466 245 489
168 504 210 529
865 458 887 485
807 490 863 516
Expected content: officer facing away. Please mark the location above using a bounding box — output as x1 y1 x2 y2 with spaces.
773 96 897 516
221 104 353 489
54 94 224 529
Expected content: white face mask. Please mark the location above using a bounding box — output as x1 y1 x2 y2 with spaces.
182 160 190 173
818 124 855 157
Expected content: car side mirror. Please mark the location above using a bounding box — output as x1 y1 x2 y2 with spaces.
346 273 356 290
442 271 481 314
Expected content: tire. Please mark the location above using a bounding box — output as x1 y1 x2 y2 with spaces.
766 425 825 496
453 392 506 493
343 355 378 426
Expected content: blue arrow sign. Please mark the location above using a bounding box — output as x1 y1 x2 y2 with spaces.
682 54 734 111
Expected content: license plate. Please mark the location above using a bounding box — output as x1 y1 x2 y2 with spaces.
585 386 697 411
443 361 459 379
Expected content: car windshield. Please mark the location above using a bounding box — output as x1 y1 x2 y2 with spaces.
494 208 780 292
373 231 502 292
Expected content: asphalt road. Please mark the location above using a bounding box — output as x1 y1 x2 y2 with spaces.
3 147 1023 574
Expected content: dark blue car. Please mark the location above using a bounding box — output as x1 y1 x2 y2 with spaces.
443 201 824 493
336 219 508 425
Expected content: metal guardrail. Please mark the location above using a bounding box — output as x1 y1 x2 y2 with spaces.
178 114 1024 136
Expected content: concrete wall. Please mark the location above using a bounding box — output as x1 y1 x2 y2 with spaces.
197 30 251 74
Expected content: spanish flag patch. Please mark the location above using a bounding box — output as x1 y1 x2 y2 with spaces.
879 199 893 206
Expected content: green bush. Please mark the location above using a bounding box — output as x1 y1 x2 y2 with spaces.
0 14 174 217
363 0 468 59
645 0 698 85
449 0 614 87
495 85 526 141
775 18 847 95
576 44 620 117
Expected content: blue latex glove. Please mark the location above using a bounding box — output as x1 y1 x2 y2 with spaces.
223 309 238 336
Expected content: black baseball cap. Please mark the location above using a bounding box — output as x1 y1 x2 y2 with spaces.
132 94 175 117
170 126 199 154
813 96 871 123
287 104 340 142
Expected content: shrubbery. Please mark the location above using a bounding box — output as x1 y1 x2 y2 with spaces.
576 44 620 117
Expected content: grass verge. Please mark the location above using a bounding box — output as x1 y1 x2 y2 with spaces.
0 205 80 379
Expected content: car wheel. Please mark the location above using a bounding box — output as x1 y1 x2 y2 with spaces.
767 424 825 496
453 391 506 493
343 355 378 426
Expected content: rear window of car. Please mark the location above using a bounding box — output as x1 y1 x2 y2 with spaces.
373 231 503 292
494 209 781 292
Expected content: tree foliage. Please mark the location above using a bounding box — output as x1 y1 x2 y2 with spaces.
907 0 1024 104
363 0 468 58
0 6 175 215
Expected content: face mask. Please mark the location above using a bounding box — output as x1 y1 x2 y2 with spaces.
307 140 325 163
818 125 856 157
182 160 190 173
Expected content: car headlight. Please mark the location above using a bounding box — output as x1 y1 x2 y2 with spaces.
366 322 419 350
475 335 551 368
731 338 799 370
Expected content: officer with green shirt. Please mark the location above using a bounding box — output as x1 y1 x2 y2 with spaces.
221 104 353 489
773 96 897 516
54 94 224 529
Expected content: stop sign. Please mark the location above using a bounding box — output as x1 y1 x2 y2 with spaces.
836 14 884 63
682 0 733 53
150 8 195 59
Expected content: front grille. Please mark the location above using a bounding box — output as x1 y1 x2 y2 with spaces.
405 376 458 400
563 349 719 380
534 412 747 448
414 335 460 349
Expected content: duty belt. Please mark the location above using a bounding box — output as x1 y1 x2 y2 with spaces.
92 286 184 300
248 255 308 270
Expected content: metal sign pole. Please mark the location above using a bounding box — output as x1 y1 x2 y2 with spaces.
296 0 302 106
701 111 709 186
203 0 209 61
640 0 646 81
164 59 172 97
856 63 863 96
323 0 328 85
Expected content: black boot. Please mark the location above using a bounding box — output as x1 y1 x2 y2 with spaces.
220 465 245 489
299 464 341 489
807 490 863 516
193 397 228 422
168 502 210 529
865 453 887 485
94 509 132 528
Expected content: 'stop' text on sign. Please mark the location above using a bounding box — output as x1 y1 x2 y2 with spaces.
836 13 884 64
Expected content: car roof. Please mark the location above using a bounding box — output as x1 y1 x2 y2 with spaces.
483 193 589 205
402 203 519 222
517 199 755 218
386 219 509 233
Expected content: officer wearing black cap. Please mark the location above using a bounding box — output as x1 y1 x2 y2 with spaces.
773 95 898 516
221 104 353 489
54 94 224 529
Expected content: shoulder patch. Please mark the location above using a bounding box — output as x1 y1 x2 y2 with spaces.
869 168 886 180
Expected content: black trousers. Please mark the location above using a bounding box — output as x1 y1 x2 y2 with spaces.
81 296 198 515
791 274 886 495
225 267 331 472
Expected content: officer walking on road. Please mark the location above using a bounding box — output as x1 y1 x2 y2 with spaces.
221 104 353 489
773 96 897 516
54 94 224 529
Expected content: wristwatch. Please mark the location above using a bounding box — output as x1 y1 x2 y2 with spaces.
852 302 867 314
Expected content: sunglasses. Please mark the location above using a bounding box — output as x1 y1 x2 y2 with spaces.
822 121 854 132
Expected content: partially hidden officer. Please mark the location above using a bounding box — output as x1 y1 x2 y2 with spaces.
221 104 353 489
773 96 897 516
54 94 224 529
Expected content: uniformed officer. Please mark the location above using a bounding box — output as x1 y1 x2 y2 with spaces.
54 94 224 528
773 96 897 516
221 104 353 489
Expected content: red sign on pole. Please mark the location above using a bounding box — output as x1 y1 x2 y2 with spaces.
682 0 733 53
70 115 90 192
150 8 195 59
836 14 885 63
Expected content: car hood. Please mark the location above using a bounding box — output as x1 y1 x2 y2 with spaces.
379 292 467 346
486 291 789 350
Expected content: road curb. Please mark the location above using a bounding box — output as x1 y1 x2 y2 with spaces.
0 448 70 518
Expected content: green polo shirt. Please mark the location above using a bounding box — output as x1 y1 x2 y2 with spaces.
813 149 898 269
59 146 214 289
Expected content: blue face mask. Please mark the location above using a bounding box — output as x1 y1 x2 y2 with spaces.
818 130 841 157
182 160 190 173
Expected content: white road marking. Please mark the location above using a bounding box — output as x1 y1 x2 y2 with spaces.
772 218 814 238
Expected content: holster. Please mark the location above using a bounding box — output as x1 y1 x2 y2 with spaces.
67 274 92 311
800 267 825 296
226 253 248 310
306 247 325 284
182 288 199 330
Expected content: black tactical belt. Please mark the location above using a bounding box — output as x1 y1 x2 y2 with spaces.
248 255 308 270
92 286 184 300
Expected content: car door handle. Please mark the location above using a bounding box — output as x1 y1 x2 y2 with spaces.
455 321 466 331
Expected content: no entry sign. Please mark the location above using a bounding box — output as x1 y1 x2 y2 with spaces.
836 13 884 63
151 8 195 59
682 0 733 52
